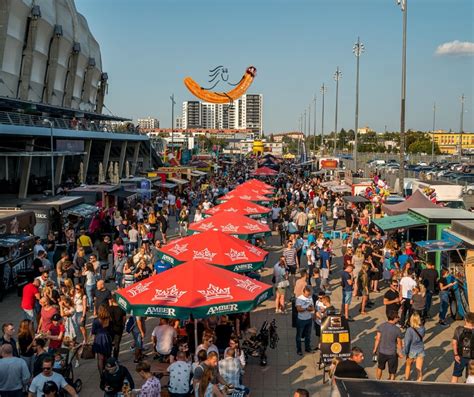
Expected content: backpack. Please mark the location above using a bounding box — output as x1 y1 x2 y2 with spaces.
125 316 135 333
458 328 474 359
316 199 322 208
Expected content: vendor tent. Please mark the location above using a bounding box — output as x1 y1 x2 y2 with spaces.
382 190 439 216
372 213 426 232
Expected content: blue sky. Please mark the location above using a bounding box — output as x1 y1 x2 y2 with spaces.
76 0 473 134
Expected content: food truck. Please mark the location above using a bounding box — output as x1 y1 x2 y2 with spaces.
0 209 36 299
21 197 98 240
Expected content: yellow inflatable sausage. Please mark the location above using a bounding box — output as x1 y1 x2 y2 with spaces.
184 66 257 104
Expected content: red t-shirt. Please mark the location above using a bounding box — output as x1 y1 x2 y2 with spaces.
40 306 58 333
48 323 65 349
21 283 39 310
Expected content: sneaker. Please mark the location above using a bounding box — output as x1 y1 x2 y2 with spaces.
347 317 355 322
74 360 80 368
439 321 449 327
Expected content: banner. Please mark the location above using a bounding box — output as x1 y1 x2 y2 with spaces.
320 314 351 364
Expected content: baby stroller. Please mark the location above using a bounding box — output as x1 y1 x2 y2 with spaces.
52 345 83 394
241 319 279 366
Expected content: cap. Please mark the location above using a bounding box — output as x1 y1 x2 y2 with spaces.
51 314 61 321
105 357 118 367
347 244 353 248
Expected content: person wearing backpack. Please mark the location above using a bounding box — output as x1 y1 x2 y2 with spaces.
404 312 425 381
452 311 474 383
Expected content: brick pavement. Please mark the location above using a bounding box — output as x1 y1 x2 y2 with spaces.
0 230 463 396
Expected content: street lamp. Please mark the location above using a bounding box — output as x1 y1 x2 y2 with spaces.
304 108 307 136
43 119 55 196
170 94 176 157
431 102 436 162
320 84 327 154
333 67 342 155
353 37 365 172
459 94 465 159
313 94 317 155
395 0 407 195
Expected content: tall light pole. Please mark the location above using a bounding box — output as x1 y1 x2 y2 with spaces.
313 94 317 155
396 0 407 195
459 94 465 159
333 67 342 155
308 103 311 138
353 37 365 172
304 108 307 136
320 84 327 154
43 119 55 195
170 94 176 156
431 102 436 162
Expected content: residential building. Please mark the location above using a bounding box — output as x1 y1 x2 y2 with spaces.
236 94 263 134
431 131 474 154
138 117 160 130
357 126 374 135
182 101 201 129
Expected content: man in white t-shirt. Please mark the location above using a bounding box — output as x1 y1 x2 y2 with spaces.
399 269 417 328
28 356 78 397
151 318 177 357
295 286 315 355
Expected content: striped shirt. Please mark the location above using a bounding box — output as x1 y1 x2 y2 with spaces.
283 247 297 268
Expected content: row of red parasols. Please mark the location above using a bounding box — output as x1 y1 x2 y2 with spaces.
114 178 277 331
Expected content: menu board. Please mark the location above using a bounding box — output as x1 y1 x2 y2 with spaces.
320 314 351 364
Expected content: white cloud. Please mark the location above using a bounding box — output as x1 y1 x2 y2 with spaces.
435 40 474 56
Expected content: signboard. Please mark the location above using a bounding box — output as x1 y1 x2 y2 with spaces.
320 314 351 364
156 167 193 174
319 158 339 170
465 249 474 311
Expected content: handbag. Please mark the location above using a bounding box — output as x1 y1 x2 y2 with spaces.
81 343 95 360
277 279 290 288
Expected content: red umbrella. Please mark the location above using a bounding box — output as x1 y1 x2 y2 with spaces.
241 179 274 190
253 166 278 176
204 197 271 219
115 260 272 319
217 191 272 206
157 230 269 272
188 212 271 240
232 184 274 197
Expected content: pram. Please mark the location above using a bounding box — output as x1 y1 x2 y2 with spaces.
52 344 83 393
241 319 279 366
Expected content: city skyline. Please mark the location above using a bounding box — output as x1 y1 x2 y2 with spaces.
76 0 473 134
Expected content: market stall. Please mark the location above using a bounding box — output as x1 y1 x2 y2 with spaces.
68 184 120 207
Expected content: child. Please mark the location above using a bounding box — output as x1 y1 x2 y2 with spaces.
466 360 474 384
53 351 65 370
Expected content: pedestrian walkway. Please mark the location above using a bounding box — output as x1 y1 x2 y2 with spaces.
0 232 461 396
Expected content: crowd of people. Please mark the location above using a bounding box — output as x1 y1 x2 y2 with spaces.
0 157 473 397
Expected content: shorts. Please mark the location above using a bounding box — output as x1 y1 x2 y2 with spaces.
408 351 425 359
100 260 109 270
276 287 286 295
453 356 470 377
320 268 329 280
288 266 297 275
75 311 86 327
377 353 398 374
343 290 352 305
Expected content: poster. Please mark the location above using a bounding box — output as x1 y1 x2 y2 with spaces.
320 314 351 364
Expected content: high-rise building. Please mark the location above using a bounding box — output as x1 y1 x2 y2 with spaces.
182 94 263 133
137 117 159 130
175 117 183 129
182 101 201 129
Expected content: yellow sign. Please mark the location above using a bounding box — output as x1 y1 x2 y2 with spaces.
339 332 350 343
331 343 342 354
157 167 192 173
321 334 334 344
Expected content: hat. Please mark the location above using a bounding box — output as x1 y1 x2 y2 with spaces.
347 244 353 248
105 357 118 367
51 314 61 322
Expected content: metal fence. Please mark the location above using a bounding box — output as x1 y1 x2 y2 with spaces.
0 110 137 134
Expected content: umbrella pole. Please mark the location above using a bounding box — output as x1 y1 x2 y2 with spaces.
194 318 198 355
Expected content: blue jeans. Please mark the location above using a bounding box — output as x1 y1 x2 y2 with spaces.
295 318 312 353
85 284 95 309
424 290 433 317
115 272 123 288
321 216 327 231
439 291 449 321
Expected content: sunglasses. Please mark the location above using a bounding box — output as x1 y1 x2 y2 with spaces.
43 366 52 370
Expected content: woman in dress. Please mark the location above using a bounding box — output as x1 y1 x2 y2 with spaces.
91 305 112 373
38 297 58 334
404 312 426 381
59 295 76 341
358 263 370 315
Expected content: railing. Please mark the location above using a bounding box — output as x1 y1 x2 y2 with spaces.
0 110 140 134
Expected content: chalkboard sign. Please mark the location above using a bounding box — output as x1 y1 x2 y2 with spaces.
320 314 351 364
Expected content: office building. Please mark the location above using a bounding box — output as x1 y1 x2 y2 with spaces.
182 101 201 129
